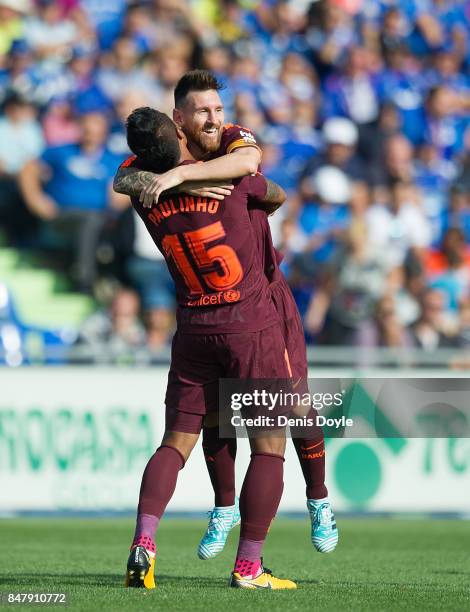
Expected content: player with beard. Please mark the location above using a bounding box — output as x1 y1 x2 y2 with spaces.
114 70 338 559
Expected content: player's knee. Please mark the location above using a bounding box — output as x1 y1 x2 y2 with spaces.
251 434 286 457
161 431 199 462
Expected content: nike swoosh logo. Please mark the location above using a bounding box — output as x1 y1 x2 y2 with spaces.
241 580 272 589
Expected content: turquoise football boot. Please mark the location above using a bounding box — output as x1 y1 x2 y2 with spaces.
198 500 241 560
307 498 338 553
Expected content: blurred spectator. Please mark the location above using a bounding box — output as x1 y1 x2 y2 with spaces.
445 184 470 243
23 0 80 66
127 215 175 314
19 111 127 291
407 288 457 350
379 43 426 146
63 44 99 98
378 8 409 56
253 0 309 77
122 2 156 54
323 46 381 125
425 227 470 314
374 294 409 348
0 91 43 242
41 95 80 146
395 254 425 327
96 36 161 103
377 133 415 184
349 180 371 219
0 38 35 98
80 0 128 51
422 85 467 163
230 53 262 101
297 165 352 264
0 90 43 174
114 207 176 330
367 179 432 266
202 43 231 80
153 49 190 117
306 0 358 72
108 93 147 157
358 102 401 168
412 0 468 58
76 287 146 357
150 0 203 50
305 219 392 346
301 116 367 187
0 0 29 59
414 142 456 245
146 306 174 351
427 47 469 96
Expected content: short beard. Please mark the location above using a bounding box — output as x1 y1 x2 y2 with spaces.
186 125 222 156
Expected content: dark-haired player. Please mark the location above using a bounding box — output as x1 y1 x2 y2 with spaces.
114 70 338 561
122 107 296 590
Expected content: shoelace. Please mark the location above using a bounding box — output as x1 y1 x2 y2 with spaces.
206 510 226 533
315 503 332 528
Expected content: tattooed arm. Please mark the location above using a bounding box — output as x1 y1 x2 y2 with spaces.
249 176 286 216
114 165 286 217
261 179 286 215
113 165 156 198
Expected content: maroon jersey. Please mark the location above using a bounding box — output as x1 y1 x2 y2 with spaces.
211 124 283 283
125 159 280 335
214 125 307 385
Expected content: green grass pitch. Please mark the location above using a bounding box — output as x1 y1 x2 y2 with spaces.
0 518 469 611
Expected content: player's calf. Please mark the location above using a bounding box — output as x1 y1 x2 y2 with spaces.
126 430 199 588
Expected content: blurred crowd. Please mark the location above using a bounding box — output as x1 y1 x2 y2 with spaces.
0 0 470 357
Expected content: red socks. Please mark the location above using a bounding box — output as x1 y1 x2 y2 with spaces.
239 453 284 541
293 437 328 500
202 426 328 508
202 426 237 507
133 445 185 551
234 453 284 576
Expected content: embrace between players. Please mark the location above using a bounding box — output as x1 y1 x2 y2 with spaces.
113 70 338 590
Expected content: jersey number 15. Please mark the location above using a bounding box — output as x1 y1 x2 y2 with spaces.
162 221 243 295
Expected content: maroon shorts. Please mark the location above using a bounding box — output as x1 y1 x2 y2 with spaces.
165 322 291 433
270 277 323 437
270 276 308 383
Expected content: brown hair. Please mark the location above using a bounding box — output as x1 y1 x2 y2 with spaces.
174 69 224 108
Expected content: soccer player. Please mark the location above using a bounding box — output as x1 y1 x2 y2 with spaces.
114 70 338 560
123 107 296 590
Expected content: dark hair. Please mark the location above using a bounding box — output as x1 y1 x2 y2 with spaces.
3 90 32 110
126 107 180 172
427 85 446 104
174 69 224 108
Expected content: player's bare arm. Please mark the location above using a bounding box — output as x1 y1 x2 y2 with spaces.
262 179 287 216
113 165 157 198
133 146 261 208
19 159 58 220
113 164 234 203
